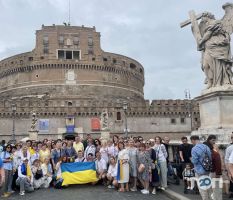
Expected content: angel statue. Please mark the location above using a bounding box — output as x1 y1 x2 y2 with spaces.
181 3 233 89
30 112 38 131
100 109 109 131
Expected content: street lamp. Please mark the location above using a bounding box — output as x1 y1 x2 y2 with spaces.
11 104 17 143
184 89 193 131
123 102 128 138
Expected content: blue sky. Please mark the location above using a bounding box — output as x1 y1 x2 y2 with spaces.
0 0 231 100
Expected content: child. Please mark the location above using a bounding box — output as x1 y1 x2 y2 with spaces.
182 163 195 190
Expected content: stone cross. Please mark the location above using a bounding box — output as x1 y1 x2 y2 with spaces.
180 11 204 49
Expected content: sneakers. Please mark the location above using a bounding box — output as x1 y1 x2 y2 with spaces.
141 189 149 194
130 188 137 192
1 193 11 198
152 188 156 195
19 191 25 196
108 185 112 189
160 187 166 191
187 186 191 190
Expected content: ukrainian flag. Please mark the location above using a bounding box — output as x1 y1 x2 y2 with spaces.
61 162 98 185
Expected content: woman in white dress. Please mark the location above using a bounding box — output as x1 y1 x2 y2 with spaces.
127 139 138 191
116 142 129 192
99 140 109 163
107 156 118 189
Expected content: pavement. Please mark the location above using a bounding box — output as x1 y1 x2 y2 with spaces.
5 184 172 200
164 179 230 200
164 181 201 200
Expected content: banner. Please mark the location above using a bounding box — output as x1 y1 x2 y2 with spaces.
61 162 98 185
91 118 100 131
39 119 49 132
66 116 75 133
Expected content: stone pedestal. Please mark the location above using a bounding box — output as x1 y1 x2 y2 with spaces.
192 90 233 144
29 130 39 141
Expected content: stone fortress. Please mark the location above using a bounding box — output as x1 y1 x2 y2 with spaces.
0 24 200 140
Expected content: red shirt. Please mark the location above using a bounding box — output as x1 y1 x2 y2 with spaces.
211 150 222 176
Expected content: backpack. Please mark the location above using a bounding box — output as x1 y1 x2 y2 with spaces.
198 146 212 172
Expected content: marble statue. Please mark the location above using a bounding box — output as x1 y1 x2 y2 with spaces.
30 112 38 131
181 3 233 89
100 109 109 131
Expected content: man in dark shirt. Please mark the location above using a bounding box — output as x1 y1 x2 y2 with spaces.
163 136 170 162
179 137 193 164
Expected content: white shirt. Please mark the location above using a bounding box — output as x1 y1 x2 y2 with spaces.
18 164 33 183
225 144 233 164
95 158 107 173
228 150 233 164
107 164 117 177
84 145 96 159
19 151 31 164
107 145 118 157
100 147 109 163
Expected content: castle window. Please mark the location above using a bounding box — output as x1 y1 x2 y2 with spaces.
68 101 73 106
43 47 49 54
43 36 49 45
59 35 64 45
66 51 72 59
171 118 176 124
116 112 121 120
73 51 80 60
140 68 143 73
103 58 108 62
180 118 185 124
28 57 33 61
57 50 80 60
88 49 93 55
113 58 117 64
88 37 93 46
74 37 79 45
130 63 136 69
58 50 65 59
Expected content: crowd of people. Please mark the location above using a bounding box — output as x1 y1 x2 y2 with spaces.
0 133 233 200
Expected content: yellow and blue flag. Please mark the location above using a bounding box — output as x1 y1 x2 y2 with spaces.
61 162 98 185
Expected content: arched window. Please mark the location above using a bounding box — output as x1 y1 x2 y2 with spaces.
116 112 121 120
130 63 136 69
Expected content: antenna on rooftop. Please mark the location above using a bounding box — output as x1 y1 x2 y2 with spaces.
68 0 71 26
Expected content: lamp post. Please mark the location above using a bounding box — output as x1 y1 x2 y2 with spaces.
123 101 128 138
184 89 192 131
11 104 17 143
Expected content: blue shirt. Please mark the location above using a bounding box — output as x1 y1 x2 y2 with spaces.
0 157 3 168
191 143 211 175
0 151 13 170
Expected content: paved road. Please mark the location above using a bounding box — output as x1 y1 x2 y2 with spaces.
6 185 172 200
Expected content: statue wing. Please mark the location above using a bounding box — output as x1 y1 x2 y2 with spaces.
222 3 233 35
